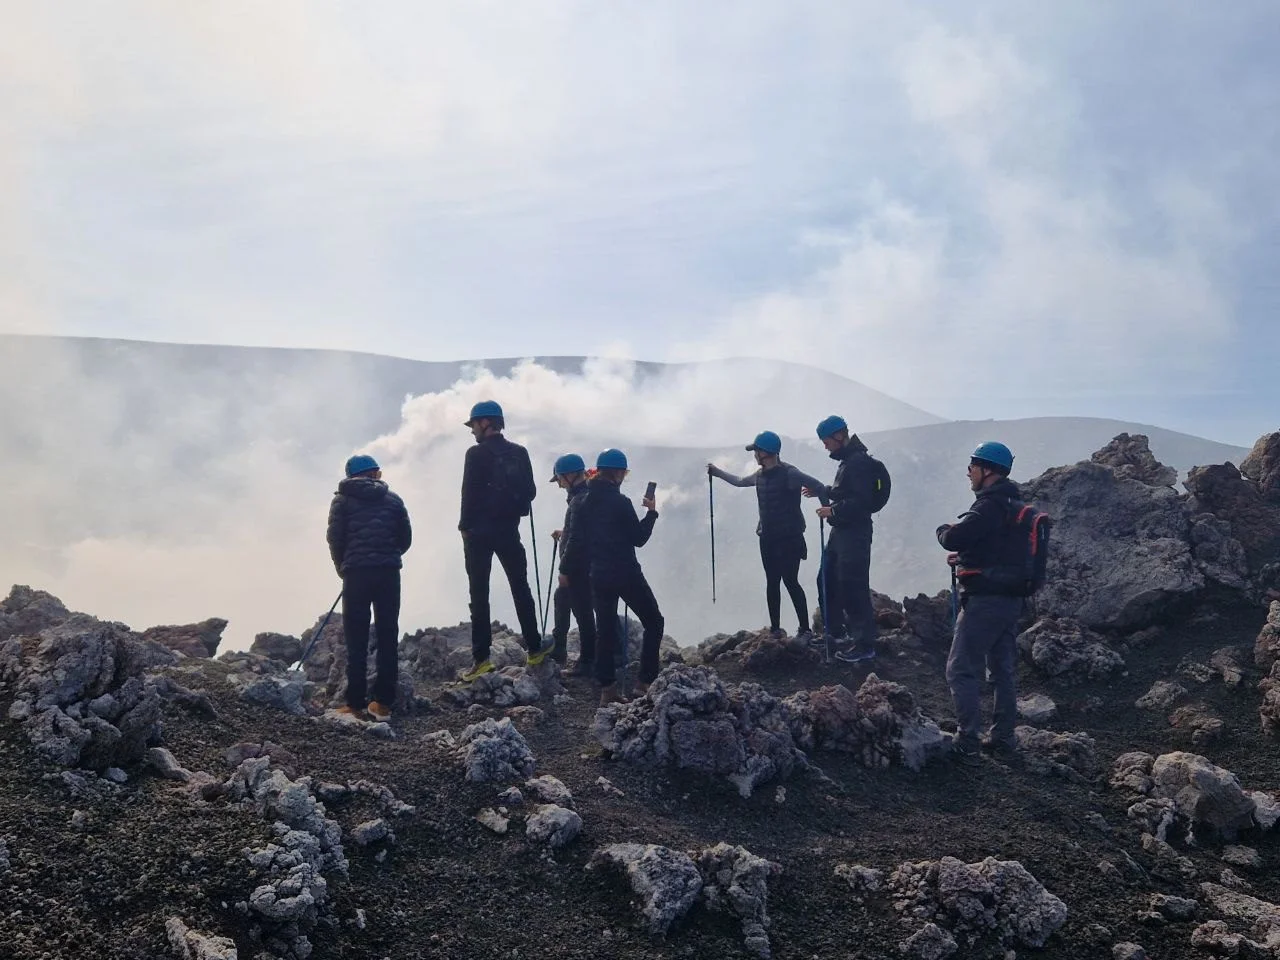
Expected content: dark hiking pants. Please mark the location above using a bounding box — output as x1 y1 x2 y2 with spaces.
946 594 1024 748
760 534 808 633
592 571 664 687
816 526 876 647
552 568 596 665
342 566 401 709
465 526 541 663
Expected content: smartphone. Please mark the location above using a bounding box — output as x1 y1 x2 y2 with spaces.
644 481 657 502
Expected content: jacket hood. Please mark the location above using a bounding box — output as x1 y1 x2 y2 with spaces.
977 477 1020 501
338 477 390 501
829 433 868 461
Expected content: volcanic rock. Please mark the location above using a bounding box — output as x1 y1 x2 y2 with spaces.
1197 882 1280 953
1168 703 1225 747
442 663 563 709
249 632 303 664
0 585 71 642
1013 726 1099 782
1091 433 1178 487
695 843 781 959
887 856 1068 949
1241 431 1280 496
1149 752 1256 838
523 775 573 808
1256 601 1280 672
165 917 238 960
899 922 957 960
901 591 954 648
587 843 703 937
1260 660 1280 737
456 717 536 783
1136 680 1187 711
1185 458 1280 582
1017 617 1125 682
524 804 581 849
140 619 227 659
1016 693 1058 724
1022 453 1204 631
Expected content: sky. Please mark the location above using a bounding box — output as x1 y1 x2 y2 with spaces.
2 1 1278 444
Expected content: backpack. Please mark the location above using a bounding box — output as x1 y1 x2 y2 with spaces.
488 441 534 518
868 456 892 513
958 501 1052 597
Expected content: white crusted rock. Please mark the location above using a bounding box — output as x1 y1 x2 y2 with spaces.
524 804 582 849
587 843 703 936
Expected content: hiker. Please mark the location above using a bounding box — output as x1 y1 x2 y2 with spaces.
936 441 1025 766
707 430 827 638
548 453 598 675
326 454 412 721
804 415 880 663
459 400 543 682
563 448 664 705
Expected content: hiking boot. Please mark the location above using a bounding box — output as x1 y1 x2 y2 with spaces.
796 629 814 644
565 658 594 678
769 627 786 640
951 740 982 767
809 632 845 648
981 734 1017 756
333 705 368 721
599 684 627 706
460 660 495 683
526 647 553 668
834 646 877 664
366 701 392 722
552 639 568 664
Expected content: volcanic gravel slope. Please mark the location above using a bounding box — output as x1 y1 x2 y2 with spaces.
1 604 1278 960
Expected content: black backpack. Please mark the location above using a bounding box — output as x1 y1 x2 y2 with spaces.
868 456 892 513
489 442 534 518
959 501 1052 597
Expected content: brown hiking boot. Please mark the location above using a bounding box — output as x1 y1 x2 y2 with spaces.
599 684 627 706
333 705 368 721
367 701 392 722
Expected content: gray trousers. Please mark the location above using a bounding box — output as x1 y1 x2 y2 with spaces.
946 594 1023 747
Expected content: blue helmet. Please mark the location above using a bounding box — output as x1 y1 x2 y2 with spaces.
344 454 379 478
816 415 848 440
465 400 504 426
596 448 628 470
970 441 1014 473
746 430 782 455
549 453 586 481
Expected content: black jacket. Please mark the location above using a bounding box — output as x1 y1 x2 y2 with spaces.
937 477 1024 593
822 435 876 533
709 461 827 540
556 481 591 574
459 433 537 535
327 478 412 575
563 476 657 583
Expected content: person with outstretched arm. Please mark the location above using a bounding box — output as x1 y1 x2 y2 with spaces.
458 400 543 682
326 454 412 722
563 448 664 705
804 415 879 663
548 453 598 675
707 430 827 639
936 441 1025 767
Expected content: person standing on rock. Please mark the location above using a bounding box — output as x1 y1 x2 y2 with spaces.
548 453 598 675
327 454 412 721
564 448 664 705
459 400 544 682
804 415 880 663
936 441 1025 766
707 430 828 639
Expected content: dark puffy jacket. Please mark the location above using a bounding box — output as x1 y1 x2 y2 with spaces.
459 433 537 535
822 435 877 533
564 477 657 583
556 481 591 574
709 462 827 539
937 477 1025 594
327 478 412 574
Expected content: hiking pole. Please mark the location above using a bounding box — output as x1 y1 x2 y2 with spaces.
528 507 544 637
819 518 831 666
708 472 717 603
296 590 342 670
539 539 559 639
949 563 959 629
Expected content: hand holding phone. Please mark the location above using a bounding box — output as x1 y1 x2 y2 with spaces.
644 481 657 501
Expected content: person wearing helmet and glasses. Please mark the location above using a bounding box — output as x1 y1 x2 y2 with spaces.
707 430 828 640
936 441 1024 766
547 453 598 675
458 400 541 682
326 454 412 722
804 415 880 663
562 448 663 705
